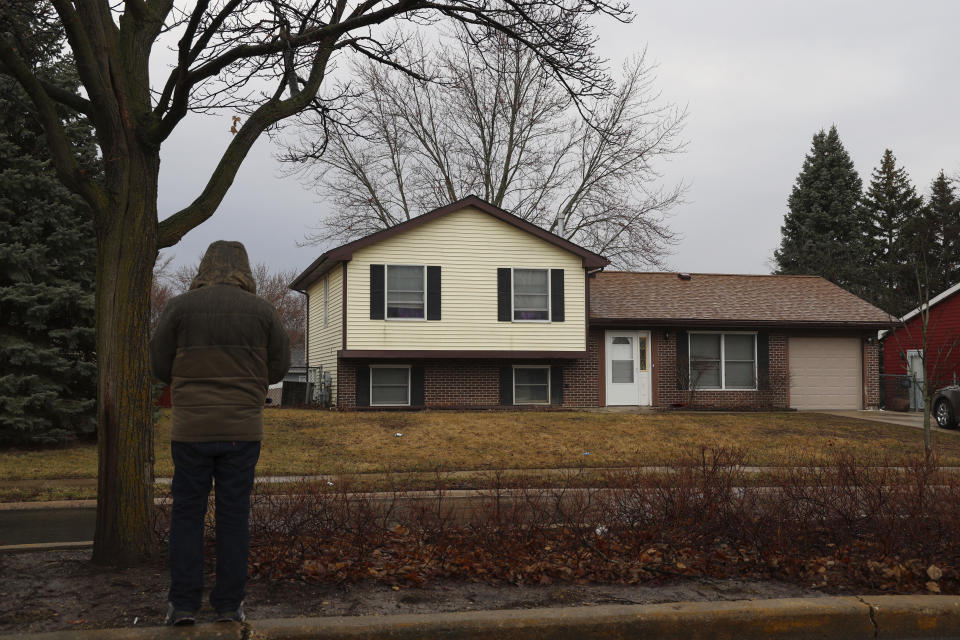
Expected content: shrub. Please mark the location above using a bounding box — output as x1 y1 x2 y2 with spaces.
153 449 960 593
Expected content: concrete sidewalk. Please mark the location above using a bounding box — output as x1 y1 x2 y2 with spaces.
4 596 960 639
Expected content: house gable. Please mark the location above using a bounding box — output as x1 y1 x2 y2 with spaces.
344 205 588 352
290 195 608 291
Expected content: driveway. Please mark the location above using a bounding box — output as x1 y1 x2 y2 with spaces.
814 409 936 431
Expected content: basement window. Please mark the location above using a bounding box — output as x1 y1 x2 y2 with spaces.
370 365 411 406
513 366 550 405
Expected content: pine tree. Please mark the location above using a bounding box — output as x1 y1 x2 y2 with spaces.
774 126 866 293
0 5 97 445
925 172 960 289
860 149 924 316
900 171 959 300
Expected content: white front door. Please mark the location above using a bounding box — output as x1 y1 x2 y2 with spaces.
605 331 651 406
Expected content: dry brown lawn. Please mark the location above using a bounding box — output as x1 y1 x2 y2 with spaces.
2 409 959 482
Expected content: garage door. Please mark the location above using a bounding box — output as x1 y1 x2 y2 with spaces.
789 337 862 409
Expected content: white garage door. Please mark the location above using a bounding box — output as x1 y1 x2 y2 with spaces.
789 337 862 410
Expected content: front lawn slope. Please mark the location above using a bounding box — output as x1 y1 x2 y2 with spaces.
2 410 957 481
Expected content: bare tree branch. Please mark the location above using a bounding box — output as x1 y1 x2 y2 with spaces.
159 35 339 247
286 32 684 268
2 0 634 565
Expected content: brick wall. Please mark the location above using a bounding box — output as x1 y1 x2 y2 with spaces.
336 357 356 407
335 330 876 411
424 362 501 406
335 345 601 408
654 330 789 410
865 339 880 409
561 328 602 407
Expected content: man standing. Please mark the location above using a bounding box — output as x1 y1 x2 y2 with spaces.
150 241 290 625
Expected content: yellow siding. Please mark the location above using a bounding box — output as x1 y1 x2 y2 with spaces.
346 207 586 351
307 264 343 404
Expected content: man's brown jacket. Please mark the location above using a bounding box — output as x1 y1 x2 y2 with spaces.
150 241 291 442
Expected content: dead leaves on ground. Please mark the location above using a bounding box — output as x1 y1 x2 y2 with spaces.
248 525 959 595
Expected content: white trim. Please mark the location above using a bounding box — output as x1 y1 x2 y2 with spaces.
688 331 758 391
513 365 551 405
880 281 960 338
370 364 411 406
604 330 652 406
385 264 427 321
510 267 551 323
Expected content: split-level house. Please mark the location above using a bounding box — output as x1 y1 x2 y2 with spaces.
290 196 893 410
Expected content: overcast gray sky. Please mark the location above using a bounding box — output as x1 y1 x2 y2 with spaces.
157 0 960 278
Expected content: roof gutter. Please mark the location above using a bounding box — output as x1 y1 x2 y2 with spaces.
590 317 895 330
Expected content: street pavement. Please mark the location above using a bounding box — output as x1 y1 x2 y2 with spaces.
0 505 95 545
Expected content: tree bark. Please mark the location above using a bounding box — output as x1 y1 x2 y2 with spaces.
91 151 160 566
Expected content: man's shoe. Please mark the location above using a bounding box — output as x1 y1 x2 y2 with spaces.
164 602 196 626
215 602 245 623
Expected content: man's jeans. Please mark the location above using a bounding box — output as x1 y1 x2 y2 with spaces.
169 440 261 613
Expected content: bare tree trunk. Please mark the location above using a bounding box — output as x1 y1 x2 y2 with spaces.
91 154 159 566
0 0 633 568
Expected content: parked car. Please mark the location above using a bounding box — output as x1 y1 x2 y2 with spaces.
933 385 960 429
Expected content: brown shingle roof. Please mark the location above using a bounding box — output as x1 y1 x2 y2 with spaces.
590 272 894 328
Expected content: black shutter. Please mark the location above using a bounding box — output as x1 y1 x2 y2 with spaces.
356 365 370 406
370 265 385 320
756 331 770 390
551 269 564 322
497 268 512 322
551 365 564 405
499 366 513 405
676 330 689 390
411 366 425 405
427 266 441 321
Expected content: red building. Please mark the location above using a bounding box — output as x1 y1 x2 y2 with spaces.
881 282 960 409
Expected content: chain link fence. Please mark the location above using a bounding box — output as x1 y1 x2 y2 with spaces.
267 366 332 407
879 373 920 411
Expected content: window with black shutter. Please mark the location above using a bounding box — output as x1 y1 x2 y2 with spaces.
411 366 425 405
497 269 512 321
356 365 371 406
426 266 441 321
757 331 770 390
676 330 689 390
550 269 564 322
550 365 564 405
369 265 385 320
499 366 513 404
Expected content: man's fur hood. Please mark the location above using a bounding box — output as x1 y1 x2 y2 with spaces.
190 240 256 294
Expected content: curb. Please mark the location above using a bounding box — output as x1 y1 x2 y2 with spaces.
5 596 960 639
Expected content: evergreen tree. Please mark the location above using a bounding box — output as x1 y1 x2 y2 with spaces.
925 172 960 289
0 4 97 445
860 149 924 316
901 171 959 301
775 126 866 293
